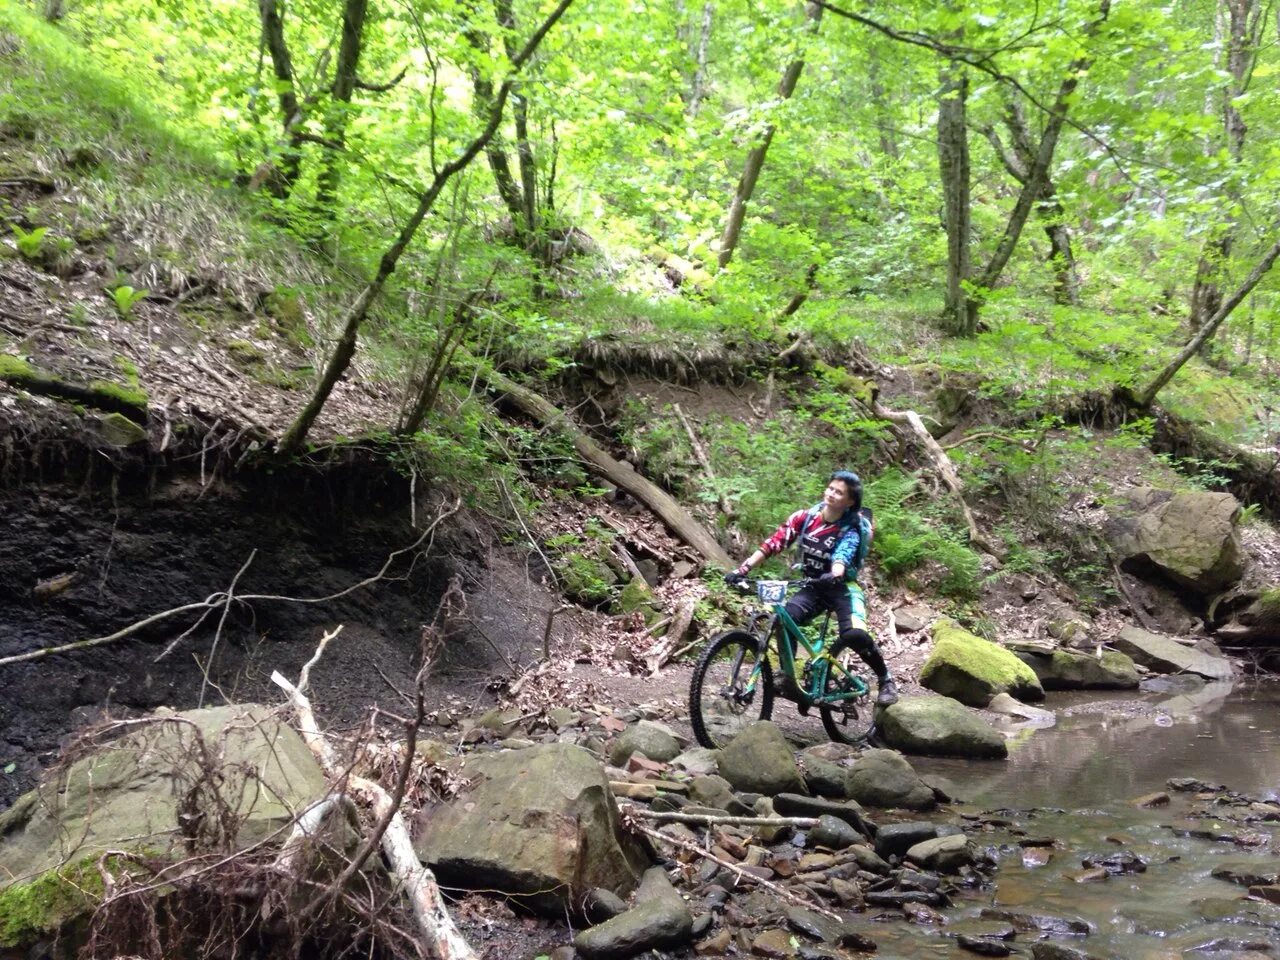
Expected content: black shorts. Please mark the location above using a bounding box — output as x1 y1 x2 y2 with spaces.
783 581 869 637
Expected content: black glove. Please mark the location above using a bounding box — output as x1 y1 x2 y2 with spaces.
817 572 841 586
724 567 749 586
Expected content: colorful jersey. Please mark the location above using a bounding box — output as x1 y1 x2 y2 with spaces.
759 504 866 580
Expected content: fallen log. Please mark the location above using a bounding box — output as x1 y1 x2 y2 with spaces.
477 364 732 568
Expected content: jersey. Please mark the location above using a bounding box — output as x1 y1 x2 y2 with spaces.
758 504 868 581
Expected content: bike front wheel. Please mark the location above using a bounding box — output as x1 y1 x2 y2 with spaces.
689 630 774 749
817 636 876 745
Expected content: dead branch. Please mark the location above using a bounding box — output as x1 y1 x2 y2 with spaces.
625 816 842 921
673 402 733 517
198 549 258 708
271 607 475 960
542 603 573 660
1111 560 1162 632
643 598 696 673
622 805 819 829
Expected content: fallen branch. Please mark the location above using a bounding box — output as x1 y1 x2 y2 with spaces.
622 805 819 829
1111 560 1162 632
644 598 696 673
624 816 841 921
272 616 475 960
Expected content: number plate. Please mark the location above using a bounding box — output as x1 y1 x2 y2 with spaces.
757 580 787 604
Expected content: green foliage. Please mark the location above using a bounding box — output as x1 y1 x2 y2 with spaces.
88 379 148 409
108 284 148 319
10 224 48 259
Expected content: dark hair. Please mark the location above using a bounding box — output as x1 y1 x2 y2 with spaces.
829 470 863 512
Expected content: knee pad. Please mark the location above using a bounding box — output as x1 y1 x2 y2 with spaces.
840 628 873 654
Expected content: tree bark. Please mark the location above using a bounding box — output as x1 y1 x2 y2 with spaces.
276 0 576 457
937 60 974 335
716 0 822 269
1136 231 1280 407
258 0 307 192
688 3 713 117
314 0 370 212
1188 0 1261 346
44 0 66 21
477 364 733 567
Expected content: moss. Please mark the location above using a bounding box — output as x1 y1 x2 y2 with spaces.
928 620 1040 687
561 552 616 605
0 858 104 948
0 353 35 379
98 411 148 446
88 379 147 409
1256 587 1280 614
112 354 140 384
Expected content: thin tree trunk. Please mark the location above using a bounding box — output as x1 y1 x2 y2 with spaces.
717 0 822 269
1188 0 1260 345
44 0 67 21
688 3 713 117
937 60 974 335
315 0 369 212
259 0 306 192
974 0 1110 297
1137 232 1280 407
466 5 527 238
867 46 899 160
277 0 576 457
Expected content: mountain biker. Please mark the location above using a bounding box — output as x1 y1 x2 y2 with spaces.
724 469 898 707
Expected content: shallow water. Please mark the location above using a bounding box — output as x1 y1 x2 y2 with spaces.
874 679 1280 959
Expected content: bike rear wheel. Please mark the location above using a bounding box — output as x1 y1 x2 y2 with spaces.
818 636 876 745
689 630 774 749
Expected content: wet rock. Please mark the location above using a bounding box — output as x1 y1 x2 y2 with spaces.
1112 626 1234 681
586 887 629 921
718 722 807 796
800 754 852 799
752 797 793 843
845 749 936 810
773 793 875 838
1030 945 1105 960
1130 791 1169 808
574 866 693 959
1103 487 1245 595
1013 648 1139 690
874 821 947 859
609 720 681 765
920 620 1045 707
802 742 861 763
948 919 1015 941
986 692 1056 724
1081 850 1146 875
980 908 1093 936
906 833 974 872
1066 867 1108 883
1211 861 1280 886
809 815 863 850
829 877 863 907
415 744 650 915
957 934 1012 956
865 889 944 907
878 696 1008 759
695 929 732 954
749 927 795 957
1249 884 1280 904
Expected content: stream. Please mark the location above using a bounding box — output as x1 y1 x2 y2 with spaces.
874 679 1280 959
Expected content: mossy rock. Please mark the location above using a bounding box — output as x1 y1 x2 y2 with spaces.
87 379 147 411
612 576 661 623
920 619 1044 707
264 289 313 349
96 412 147 447
0 857 106 950
562 552 618 605
226 339 267 368
0 353 35 379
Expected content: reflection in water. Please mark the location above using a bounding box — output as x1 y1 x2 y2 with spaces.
891 680 1280 958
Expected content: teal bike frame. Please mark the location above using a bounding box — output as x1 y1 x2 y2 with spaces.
747 579 870 707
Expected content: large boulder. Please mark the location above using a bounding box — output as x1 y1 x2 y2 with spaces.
716 722 806 796
0 704 326 885
844 749 936 810
1014 648 1139 690
608 720 681 765
413 744 650 915
0 704 328 952
920 620 1044 707
1112 627 1234 681
878 696 1008 759
1104 488 1245 595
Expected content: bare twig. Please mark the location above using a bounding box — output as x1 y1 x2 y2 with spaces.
198 550 258 708
674 402 733 517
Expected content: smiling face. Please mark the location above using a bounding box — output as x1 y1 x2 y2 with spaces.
823 478 856 514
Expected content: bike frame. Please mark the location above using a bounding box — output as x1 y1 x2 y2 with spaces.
744 581 870 706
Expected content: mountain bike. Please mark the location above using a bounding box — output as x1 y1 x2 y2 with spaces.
688 577 876 749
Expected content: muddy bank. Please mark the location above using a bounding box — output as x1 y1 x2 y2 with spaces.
0 462 551 808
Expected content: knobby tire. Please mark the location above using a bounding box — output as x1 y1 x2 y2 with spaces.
817 635 876 745
689 629 774 749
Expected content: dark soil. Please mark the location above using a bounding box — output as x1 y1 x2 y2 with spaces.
0 458 555 809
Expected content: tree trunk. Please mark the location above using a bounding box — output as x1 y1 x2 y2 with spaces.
44 0 66 21
314 0 370 213
258 0 306 192
1188 0 1259 346
716 0 822 269
1136 232 1280 407
277 0 576 456
937 61 974 335
867 46 898 160
477 365 733 567
688 3 713 117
